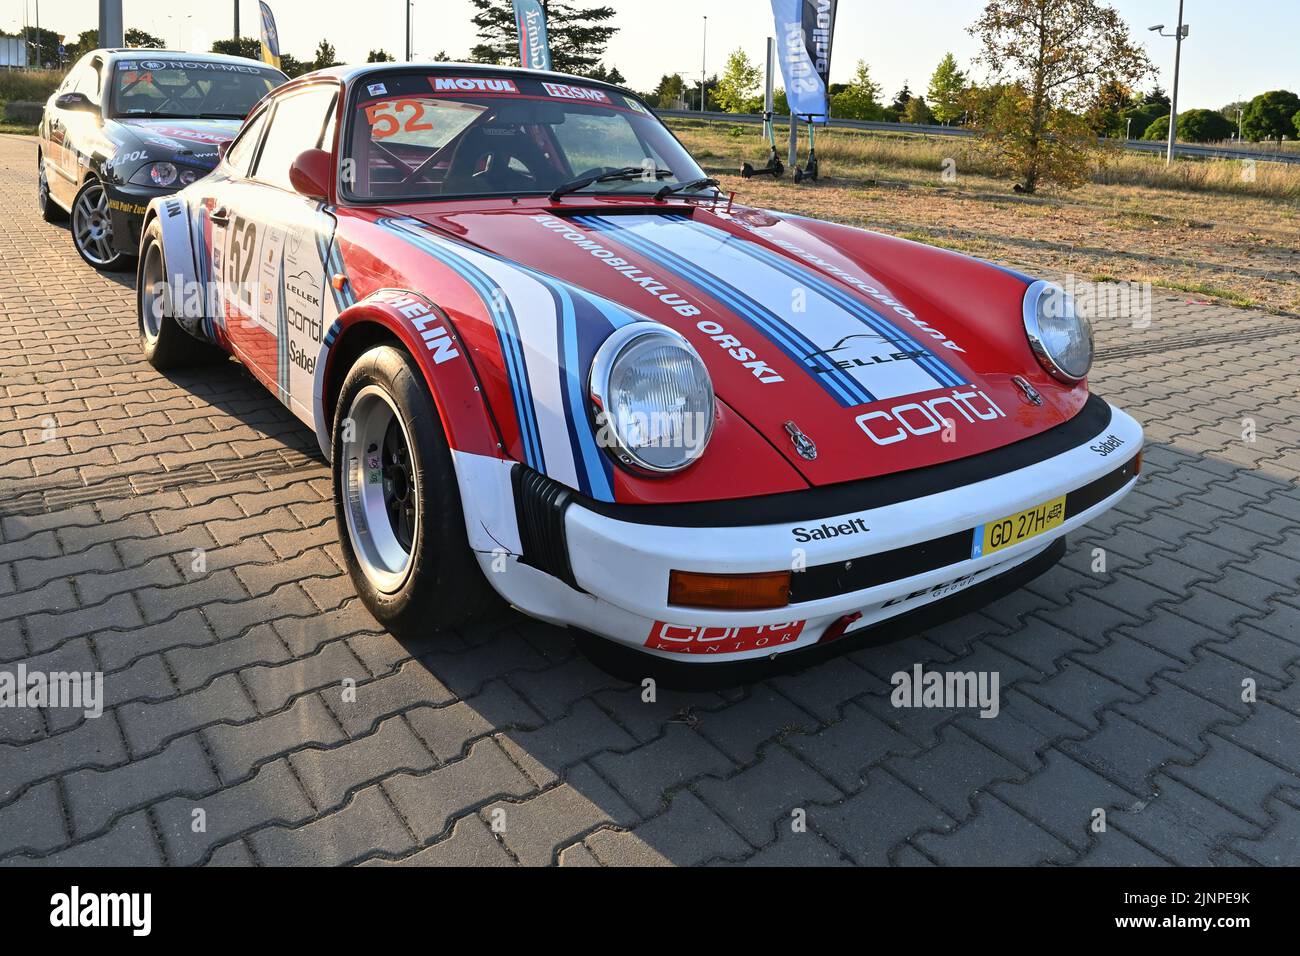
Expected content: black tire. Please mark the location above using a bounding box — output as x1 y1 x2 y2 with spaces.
332 344 499 637
137 218 225 369
71 178 133 271
37 152 66 223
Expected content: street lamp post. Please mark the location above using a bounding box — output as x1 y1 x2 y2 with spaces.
1149 3 1189 166
700 16 707 112
406 0 412 61
1237 107 1243 142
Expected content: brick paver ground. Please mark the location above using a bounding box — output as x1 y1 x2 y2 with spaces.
1 134 1298 866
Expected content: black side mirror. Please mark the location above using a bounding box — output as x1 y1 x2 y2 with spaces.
55 92 99 113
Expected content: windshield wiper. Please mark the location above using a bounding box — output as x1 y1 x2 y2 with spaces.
549 165 673 201
654 177 721 201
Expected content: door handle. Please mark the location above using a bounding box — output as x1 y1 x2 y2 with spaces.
210 206 230 224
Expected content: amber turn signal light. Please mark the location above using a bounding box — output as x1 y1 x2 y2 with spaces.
667 569 792 610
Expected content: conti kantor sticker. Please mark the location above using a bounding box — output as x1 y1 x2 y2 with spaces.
645 621 806 655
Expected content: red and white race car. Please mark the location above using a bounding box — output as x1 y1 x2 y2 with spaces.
137 63 1142 671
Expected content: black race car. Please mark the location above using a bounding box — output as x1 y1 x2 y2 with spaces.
37 49 286 271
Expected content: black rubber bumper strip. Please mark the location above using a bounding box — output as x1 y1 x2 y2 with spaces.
788 452 1139 603
573 392 1114 528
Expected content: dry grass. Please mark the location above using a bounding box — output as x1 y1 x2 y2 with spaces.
671 119 1300 315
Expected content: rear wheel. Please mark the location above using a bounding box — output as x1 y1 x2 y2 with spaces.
137 218 225 369
37 153 65 223
333 345 498 637
71 179 132 271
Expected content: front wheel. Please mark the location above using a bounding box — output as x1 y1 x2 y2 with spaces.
332 345 498 637
137 217 225 368
71 179 132 271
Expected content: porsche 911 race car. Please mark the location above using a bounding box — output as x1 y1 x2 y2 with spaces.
37 48 285 270
137 63 1143 670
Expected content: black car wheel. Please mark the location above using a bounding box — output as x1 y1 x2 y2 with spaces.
71 179 132 271
137 217 225 369
332 344 499 638
37 153 66 223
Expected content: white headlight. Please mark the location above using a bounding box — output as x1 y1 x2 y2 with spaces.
1023 280 1093 382
589 322 715 474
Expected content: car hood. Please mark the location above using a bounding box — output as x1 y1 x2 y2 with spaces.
395 200 1089 487
116 117 241 170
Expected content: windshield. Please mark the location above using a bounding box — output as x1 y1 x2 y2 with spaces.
343 71 707 201
110 58 283 119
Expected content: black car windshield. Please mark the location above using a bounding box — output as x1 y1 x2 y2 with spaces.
343 71 708 201
110 58 283 119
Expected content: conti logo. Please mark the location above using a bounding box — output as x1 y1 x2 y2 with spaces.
856 388 1005 446
645 621 805 655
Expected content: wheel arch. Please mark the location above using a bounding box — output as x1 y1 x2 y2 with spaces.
316 291 506 466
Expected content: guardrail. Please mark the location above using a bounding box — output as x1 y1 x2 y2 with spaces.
658 108 1300 165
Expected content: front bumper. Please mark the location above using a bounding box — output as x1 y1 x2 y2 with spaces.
463 396 1144 663
103 182 169 256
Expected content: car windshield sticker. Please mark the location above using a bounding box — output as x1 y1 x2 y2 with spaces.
367 83 387 96
541 82 610 103
429 77 520 94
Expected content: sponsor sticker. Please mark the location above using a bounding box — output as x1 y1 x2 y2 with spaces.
1090 433 1126 457
367 83 387 96
118 61 137 71
429 76 520 94
644 621 806 655
541 82 610 103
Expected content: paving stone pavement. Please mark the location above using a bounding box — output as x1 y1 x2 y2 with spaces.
1 134 1298 866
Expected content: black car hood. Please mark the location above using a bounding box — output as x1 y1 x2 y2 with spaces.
115 117 241 170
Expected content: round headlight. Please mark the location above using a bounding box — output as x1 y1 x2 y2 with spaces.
145 162 178 186
1023 280 1093 382
179 168 198 185
590 323 715 474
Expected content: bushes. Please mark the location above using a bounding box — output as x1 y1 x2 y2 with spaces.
1123 102 1167 139
0 69 64 106
1145 109 1235 143
1241 90 1300 142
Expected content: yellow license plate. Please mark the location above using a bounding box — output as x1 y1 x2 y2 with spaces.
973 495 1067 559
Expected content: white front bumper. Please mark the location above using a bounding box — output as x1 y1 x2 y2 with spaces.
457 403 1143 663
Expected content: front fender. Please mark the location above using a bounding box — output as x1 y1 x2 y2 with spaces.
315 288 506 464
144 193 206 338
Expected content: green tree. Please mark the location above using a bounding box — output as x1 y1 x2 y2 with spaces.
125 28 165 49
313 39 339 70
1295 109 1300 140
1121 101 1165 139
715 48 761 113
469 0 617 77
1241 90 1300 142
830 60 884 121
1175 108 1234 143
650 73 685 109
585 63 625 85
211 37 262 60
904 95 935 125
890 81 913 115
367 49 395 63
1088 78 1135 136
968 0 1152 193
64 29 101 62
279 53 312 77
927 53 967 124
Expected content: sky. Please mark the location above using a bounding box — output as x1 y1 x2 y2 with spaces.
8 1 1297 111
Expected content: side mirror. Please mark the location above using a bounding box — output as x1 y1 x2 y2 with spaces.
55 92 99 113
289 148 332 201
217 140 232 162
